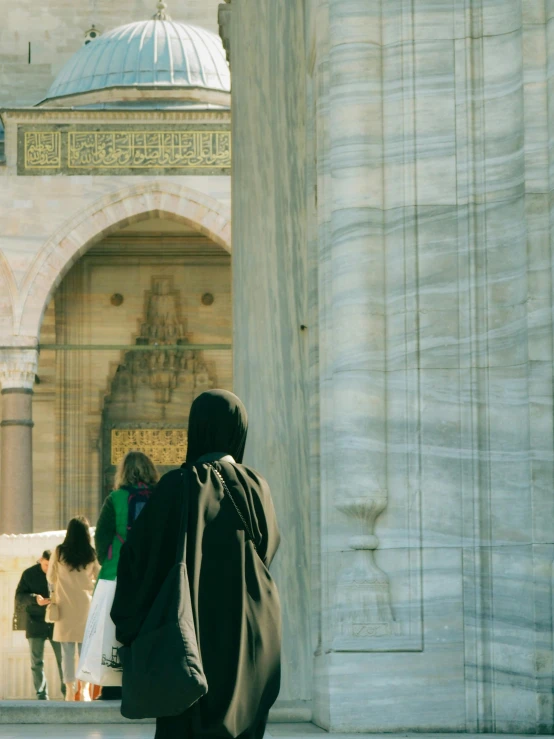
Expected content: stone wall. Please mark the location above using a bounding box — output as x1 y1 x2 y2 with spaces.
0 111 232 536
0 168 231 342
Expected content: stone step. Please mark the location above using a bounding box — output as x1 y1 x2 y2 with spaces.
0 701 312 725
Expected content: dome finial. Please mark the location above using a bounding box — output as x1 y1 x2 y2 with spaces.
153 0 170 19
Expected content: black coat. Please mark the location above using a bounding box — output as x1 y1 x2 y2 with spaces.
15 564 54 639
111 456 281 739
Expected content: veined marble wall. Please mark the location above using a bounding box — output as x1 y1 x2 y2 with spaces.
231 0 554 732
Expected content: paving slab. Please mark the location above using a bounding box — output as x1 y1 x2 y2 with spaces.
0 727 152 738
0 702 310 725
0 701 152 725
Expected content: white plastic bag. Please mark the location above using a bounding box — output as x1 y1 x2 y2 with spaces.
77 578 122 686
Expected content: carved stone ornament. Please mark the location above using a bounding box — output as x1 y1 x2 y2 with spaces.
0 348 39 391
107 276 216 406
334 495 399 645
102 276 217 494
111 428 187 465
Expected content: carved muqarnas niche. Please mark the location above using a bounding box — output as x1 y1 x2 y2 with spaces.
107 276 217 406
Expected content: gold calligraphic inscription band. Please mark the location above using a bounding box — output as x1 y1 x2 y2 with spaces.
24 131 62 169
111 428 187 466
67 130 231 169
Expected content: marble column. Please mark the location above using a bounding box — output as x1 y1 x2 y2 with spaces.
229 0 312 715
0 348 37 534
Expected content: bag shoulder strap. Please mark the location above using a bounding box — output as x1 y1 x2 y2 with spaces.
49 548 59 588
48 555 58 603
175 470 190 565
208 463 258 553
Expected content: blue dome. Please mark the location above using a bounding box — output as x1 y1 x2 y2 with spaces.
43 19 230 102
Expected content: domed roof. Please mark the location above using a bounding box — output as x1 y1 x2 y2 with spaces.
42 8 230 104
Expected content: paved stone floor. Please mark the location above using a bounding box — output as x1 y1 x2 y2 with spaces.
2 729 553 739
0 725 327 738
0 727 152 738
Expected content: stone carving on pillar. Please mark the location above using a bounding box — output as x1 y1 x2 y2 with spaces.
218 0 232 65
334 494 400 648
0 347 38 390
0 346 38 533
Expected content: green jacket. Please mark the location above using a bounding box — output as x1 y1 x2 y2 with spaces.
95 488 132 581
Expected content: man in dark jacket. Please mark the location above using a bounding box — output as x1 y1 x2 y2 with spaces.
14 551 65 700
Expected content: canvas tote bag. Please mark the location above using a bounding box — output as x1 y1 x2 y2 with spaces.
77 578 122 686
44 597 59 623
118 469 207 719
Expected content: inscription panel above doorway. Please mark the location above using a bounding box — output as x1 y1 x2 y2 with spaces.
17 123 231 176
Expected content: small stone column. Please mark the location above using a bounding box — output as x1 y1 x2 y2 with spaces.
0 348 37 534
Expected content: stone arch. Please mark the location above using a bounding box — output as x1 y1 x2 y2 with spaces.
15 182 231 339
0 252 17 337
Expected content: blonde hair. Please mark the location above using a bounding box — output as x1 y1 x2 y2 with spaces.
115 451 159 490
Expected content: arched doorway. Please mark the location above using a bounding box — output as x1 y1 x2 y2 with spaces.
32 207 232 531
16 182 231 340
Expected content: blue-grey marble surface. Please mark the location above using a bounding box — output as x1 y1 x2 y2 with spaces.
232 0 554 732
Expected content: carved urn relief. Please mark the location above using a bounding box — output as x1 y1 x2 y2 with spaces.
334 493 400 648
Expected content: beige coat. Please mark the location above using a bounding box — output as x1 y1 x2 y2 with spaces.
47 547 99 643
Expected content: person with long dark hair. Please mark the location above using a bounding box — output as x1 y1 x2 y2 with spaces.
111 389 281 739
47 516 99 701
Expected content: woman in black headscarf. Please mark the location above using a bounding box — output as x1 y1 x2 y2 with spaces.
111 390 281 739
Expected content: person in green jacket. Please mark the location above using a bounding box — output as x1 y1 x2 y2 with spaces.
94 450 159 699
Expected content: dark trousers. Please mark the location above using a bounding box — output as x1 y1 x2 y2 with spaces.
99 686 122 700
155 711 268 739
27 637 66 699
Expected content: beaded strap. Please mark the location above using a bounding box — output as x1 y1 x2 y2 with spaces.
208 463 258 552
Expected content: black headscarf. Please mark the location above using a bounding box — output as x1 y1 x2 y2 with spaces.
186 389 248 465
